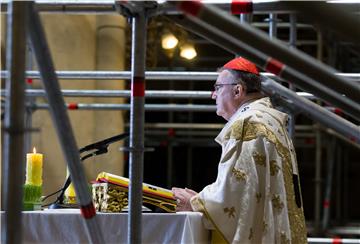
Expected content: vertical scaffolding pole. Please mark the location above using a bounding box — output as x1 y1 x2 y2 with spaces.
269 13 277 39
322 137 336 232
167 68 174 188
335 145 342 222
26 2 103 243
128 9 147 244
186 81 194 188
287 13 297 138
2 2 27 243
25 43 34 153
343 148 349 222
314 127 323 235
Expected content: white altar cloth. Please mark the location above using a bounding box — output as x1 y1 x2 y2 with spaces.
2 210 211 244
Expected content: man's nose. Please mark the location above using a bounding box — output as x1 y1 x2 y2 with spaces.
211 90 217 99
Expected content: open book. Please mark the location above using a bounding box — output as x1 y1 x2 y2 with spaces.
92 172 177 213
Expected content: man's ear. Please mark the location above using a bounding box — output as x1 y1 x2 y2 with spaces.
234 85 242 97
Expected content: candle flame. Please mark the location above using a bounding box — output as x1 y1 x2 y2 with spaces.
33 147 36 154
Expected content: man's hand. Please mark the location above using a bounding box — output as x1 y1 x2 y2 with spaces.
172 187 198 212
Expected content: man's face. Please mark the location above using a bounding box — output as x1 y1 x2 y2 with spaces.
211 70 240 121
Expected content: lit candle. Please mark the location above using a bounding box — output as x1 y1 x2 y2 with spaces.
25 147 43 186
65 167 77 204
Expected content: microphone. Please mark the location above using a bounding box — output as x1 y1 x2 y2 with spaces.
48 132 129 209
79 132 129 153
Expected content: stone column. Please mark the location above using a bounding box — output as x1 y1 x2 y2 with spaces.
32 14 97 195
92 15 127 178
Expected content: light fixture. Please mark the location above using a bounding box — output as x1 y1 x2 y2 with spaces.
180 43 197 60
161 32 179 50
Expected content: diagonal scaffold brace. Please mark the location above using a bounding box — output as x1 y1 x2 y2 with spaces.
168 1 360 121
168 7 360 144
25 2 104 243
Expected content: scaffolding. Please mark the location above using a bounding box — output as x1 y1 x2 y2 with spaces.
1 1 360 243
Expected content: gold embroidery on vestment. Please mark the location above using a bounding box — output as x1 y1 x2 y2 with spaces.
256 192 262 203
252 151 266 167
262 219 268 233
192 198 229 243
230 120 244 140
272 194 284 212
242 121 307 243
270 160 280 176
224 207 236 218
280 231 290 244
232 167 247 182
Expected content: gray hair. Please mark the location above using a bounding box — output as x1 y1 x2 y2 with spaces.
219 68 262 94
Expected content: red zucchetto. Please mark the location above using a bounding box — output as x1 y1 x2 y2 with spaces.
222 57 259 75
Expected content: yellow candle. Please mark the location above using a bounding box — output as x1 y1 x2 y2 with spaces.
65 168 76 204
25 147 43 186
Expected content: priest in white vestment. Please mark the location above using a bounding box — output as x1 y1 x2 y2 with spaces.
172 57 307 244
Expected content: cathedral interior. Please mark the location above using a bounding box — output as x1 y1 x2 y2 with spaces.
1 1 359 242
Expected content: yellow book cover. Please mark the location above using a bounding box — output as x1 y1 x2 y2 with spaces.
96 172 176 201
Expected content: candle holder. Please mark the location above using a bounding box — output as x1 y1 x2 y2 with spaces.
23 184 42 210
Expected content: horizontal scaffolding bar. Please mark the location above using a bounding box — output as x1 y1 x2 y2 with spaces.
1 1 358 14
0 89 211 98
141 123 314 131
4 103 340 114
32 103 217 111
143 122 223 129
308 238 360 244
0 89 316 99
1 70 359 80
0 1 116 13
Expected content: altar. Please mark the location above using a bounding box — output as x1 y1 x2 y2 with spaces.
3 210 211 243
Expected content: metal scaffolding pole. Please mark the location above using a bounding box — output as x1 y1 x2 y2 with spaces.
0 88 316 100
2 2 27 244
308 238 360 244
32 103 215 111
285 2 360 46
128 5 148 244
26 2 104 243
1 1 359 15
10 92 356 143
0 89 213 99
2 70 359 80
0 1 116 13
11 102 344 115
287 13 297 138
262 78 360 144
170 2 360 119
314 127 322 235
168 15 360 121
269 13 277 39
322 137 336 232
321 128 360 150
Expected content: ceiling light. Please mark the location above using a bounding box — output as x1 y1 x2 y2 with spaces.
180 44 197 60
161 33 179 50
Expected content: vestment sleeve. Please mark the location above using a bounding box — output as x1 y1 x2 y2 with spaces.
190 135 264 241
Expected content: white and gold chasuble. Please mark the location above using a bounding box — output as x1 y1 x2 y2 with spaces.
190 97 307 244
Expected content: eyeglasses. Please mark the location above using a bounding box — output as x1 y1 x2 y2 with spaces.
213 83 239 92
